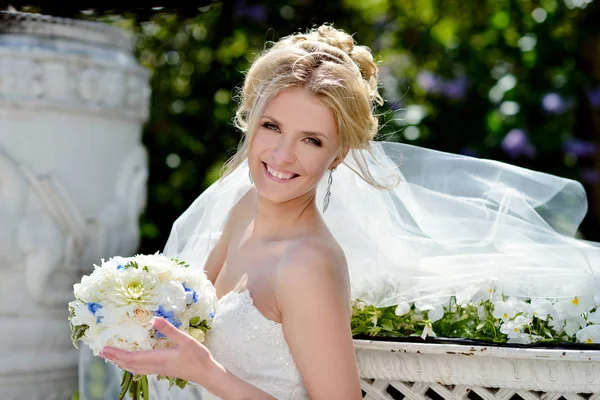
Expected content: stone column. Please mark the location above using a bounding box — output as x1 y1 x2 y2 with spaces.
0 11 150 399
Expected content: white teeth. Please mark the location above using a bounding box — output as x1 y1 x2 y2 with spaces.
266 165 294 180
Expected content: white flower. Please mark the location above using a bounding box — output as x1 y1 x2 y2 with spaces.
130 308 154 329
493 297 524 321
189 328 206 343
564 316 586 337
528 298 556 321
74 268 119 303
500 315 532 339
354 300 366 311
90 319 154 355
576 325 600 344
555 295 596 319
95 305 133 327
507 333 531 344
415 297 449 323
394 302 411 317
477 304 487 321
587 310 600 324
421 323 437 340
69 300 98 327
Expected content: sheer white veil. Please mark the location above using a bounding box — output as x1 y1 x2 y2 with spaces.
79 140 600 399
163 140 600 307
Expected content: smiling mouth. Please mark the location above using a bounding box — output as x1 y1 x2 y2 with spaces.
263 162 299 181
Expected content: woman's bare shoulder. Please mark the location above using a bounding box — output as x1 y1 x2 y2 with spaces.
275 235 350 304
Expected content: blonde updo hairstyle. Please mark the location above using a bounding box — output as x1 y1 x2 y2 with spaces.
223 24 390 189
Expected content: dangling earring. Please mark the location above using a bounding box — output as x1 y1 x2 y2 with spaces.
323 168 335 213
249 170 253 184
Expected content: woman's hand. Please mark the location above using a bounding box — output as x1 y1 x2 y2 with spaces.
99 317 216 384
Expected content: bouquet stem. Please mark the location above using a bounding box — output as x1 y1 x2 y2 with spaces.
119 371 149 400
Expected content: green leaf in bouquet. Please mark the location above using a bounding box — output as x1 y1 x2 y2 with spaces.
189 316 201 326
170 257 190 268
70 324 89 349
128 261 140 269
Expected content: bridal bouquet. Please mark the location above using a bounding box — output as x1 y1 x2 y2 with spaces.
68 253 218 400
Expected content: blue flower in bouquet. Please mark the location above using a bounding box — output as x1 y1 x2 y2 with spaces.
87 302 104 324
87 302 102 315
182 282 199 305
154 305 182 339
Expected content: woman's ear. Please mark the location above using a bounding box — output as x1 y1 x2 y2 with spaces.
330 145 350 170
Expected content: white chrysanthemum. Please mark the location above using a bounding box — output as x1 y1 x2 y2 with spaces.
73 267 119 303
106 267 184 312
131 253 177 273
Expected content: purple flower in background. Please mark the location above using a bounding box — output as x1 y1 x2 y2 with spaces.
582 168 600 184
416 71 441 93
234 2 267 22
501 129 536 159
541 92 566 114
586 87 600 109
442 77 468 100
562 138 598 158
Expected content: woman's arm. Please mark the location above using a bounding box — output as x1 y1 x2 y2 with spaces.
276 240 362 400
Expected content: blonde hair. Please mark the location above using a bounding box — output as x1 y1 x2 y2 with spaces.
222 24 393 189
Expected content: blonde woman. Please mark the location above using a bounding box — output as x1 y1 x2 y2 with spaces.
100 24 385 399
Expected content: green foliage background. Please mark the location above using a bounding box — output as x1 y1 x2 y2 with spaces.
25 0 600 253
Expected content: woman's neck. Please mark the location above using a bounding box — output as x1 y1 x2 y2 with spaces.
251 191 321 241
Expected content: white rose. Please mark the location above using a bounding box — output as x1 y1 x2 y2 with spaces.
189 328 206 343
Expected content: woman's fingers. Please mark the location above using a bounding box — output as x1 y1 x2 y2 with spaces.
100 346 176 375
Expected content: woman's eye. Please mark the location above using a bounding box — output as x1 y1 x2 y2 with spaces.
262 122 280 132
304 137 322 147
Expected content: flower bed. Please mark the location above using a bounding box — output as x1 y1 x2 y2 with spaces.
351 287 600 346
351 285 600 399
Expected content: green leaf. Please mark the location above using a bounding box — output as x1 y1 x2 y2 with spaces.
71 324 89 349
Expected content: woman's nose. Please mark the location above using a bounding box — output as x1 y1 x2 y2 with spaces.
271 137 296 164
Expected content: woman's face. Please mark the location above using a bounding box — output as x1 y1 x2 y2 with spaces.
248 87 344 205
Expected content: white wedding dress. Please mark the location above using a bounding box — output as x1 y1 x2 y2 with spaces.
202 289 308 400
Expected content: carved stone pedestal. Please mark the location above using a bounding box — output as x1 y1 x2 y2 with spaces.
355 339 600 399
0 11 150 400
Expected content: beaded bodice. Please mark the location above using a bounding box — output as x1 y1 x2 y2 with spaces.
202 290 308 400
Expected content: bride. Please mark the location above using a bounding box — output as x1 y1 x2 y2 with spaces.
98 24 381 399
93 23 600 400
